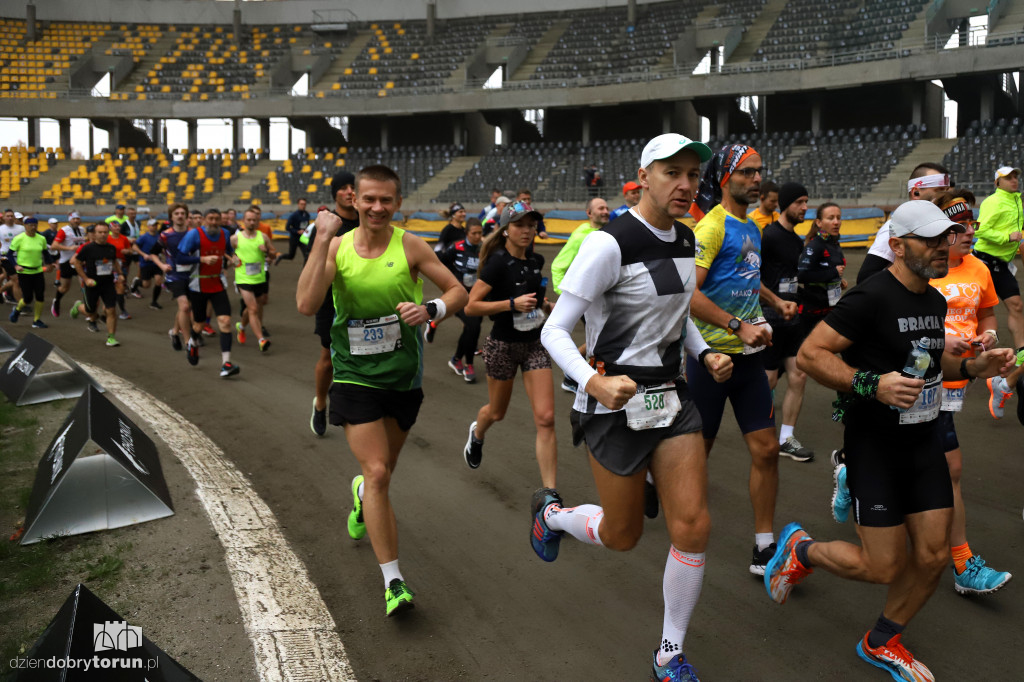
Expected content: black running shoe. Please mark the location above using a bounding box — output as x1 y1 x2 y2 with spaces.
463 421 483 468
86 321 99 333
425 320 437 343
169 329 183 351
750 543 777 577
644 480 659 519
149 301 163 310
310 398 327 437
219 361 240 378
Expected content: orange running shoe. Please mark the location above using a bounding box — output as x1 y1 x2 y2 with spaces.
764 522 813 604
856 632 934 682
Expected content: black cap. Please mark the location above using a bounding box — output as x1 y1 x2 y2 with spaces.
330 171 356 200
778 182 809 211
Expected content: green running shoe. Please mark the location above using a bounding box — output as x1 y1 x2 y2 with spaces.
384 578 414 616
347 475 366 540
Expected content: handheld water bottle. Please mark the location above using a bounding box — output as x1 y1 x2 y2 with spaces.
894 338 931 413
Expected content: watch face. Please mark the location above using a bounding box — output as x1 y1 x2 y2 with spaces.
728 318 741 331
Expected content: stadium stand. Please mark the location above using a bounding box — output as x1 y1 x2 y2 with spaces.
0 18 108 99
0 146 62 201
944 118 1024 195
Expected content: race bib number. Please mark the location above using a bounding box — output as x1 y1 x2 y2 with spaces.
245 262 263 276
347 315 401 355
462 272 477 288
900 374 942 425
778 277 798 295
941 385 965 412
827 282 842 307
742 316 772 355
96 261 113 276
513 308 546 332
625 382 682 430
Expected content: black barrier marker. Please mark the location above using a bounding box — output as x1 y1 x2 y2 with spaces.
0 332 104 406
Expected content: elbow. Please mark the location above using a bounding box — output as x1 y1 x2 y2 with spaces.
450 287 469 315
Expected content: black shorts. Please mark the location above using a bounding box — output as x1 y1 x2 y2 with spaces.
570 381 703 476
187 289 231 318
328 382 424 432
844 420 953 527
936 409 959 453
58 261 75 279
974 250 1021 301
85 278 117 313
167 278 190 299
686 352 775 439
760 321 804 371
1 257 15 276
482 336 551 381
238 281 269 298
139 263 161 281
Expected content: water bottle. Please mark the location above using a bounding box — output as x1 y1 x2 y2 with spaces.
894 337 930 413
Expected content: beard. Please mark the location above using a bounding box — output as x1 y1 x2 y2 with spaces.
904 248 948 279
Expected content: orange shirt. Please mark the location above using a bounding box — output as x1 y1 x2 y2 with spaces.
258 222 273 241
106 233 131 261
930 253 998 389
749 208 779 230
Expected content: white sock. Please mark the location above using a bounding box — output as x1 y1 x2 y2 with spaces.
357 480 364 500
545 504 604 546
646 470 655 484
779 424 794 444
222 351 230 363
380 559 402 587
755 532 774 552
657 547 705 666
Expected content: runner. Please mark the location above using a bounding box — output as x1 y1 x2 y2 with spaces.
537 133 733 681
123 205 141 238
232 207 277 352
50 211 87 317
295 164 467 616
0 208 24 303
425 202 468 342
130 218 170 309
749 180 780 230
797 202 846 337
482 194 511 236
105 203 128 231
105 217 134 320
159 203 196 355
308 172 360 437
177 208 241 377
282 197 309 261
610 180 641 220
769 200 1013 682
461 201 557 490
7 216 51 328
69 222 122 347
759 182 813 462
688 143 799 575
440 217 484 383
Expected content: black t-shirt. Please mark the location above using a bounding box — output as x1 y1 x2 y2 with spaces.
315 212 360 318
760 221 803 326
824 270 946 429
437 224 466 252
75 242 118 281
479 246 546 342
798 234 845 314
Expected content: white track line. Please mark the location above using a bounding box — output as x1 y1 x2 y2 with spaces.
81 363 354 682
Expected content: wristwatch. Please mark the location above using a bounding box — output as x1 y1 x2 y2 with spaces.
425 301 438 320
727 318 741 334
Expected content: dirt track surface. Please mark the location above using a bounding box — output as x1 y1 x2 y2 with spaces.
5 246 1022 680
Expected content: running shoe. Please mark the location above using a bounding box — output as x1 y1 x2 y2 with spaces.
31 320 48 329
749 543 776 576
169 329 183 351
105 335 120 347
310 398 327 437
235 322 247 344
70 300 82 319
196 333 205 347
8 306 19 323
651 650 700 682
530 487 564 562
765 522 813 604
219 362 240 378
447 357 464 376
644 480 659 519
384 578 414 616
50 300 59 317
149 301 163 310
953 555 1012 595
987 376 1013 419
779 436 814 462
560 376 578 394
3 292 16 304
831 461 852 524
347 474 366 540
129 276 140 293
463 421 483 468
86 321 99 333
855 633 934 682
425 320 437 343
118 311 132 320
463 365 477 384
186 338 199 365
259 338 271 352
201 323 216 336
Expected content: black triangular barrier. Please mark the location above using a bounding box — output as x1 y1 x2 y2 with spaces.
0 324 17 352
14 583 201 681
21 386 174 545
0 332 104 406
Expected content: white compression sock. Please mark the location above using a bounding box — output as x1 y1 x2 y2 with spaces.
657 547 706 667
545 504 604 546
380 559 403 587
755 532 774 552
779 424 794 444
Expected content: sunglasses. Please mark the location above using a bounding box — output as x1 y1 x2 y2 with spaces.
902 231 958 248
734 167 764 179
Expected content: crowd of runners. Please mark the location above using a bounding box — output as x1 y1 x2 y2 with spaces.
2 138 1022 681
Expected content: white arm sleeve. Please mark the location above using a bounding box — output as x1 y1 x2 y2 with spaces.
683 317 710 359
541 292 598 387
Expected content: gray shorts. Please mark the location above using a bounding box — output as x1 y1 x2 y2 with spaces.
570 381 703 476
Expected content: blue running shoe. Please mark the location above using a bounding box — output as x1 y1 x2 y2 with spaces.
831 462 851 524
953 555 1012 595
530 488 563 562
651 650 700 682
8 306 20 323
764 522 813 604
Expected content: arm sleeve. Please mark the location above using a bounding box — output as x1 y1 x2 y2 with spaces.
559 231 622 302
541 292 597 387
683 317 711 359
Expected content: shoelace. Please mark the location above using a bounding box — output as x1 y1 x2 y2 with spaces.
664 655 699 681
879 639 915 668
963 556 987 576
389 582 411 599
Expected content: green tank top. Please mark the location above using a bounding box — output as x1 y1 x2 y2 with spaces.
330 226 424 390
234 230 266 284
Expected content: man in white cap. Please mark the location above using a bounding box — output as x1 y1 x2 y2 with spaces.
539 133 734 681
50 211 87 317
768 200 1014 682
0 207 24 303
976 166 1024 414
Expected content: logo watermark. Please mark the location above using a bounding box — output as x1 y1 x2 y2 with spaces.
8 620 159 672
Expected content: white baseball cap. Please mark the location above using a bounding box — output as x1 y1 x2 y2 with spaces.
640 134 713 168
14 211 22 220
889 200 966 239
47 217 58 224
995 166 1020 180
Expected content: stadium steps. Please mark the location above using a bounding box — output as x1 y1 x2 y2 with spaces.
118 32 180 91
200 157 278 207
859 137 957 205
989 0 1024 32
311 32 375 91
18 161 71 205
444 22 513 90
727 0 791 62
508 19 572 81
772 144 809 175
410 155 481 206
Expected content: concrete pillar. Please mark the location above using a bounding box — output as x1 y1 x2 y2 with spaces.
627 0 637 26
59 119 71 155
152 119 164 148
958 19 968 48
453 117 463 149
26 3 36 42
715 103 729 138
463 111 494 156
426 1 436 41
660 104 672 134
287 122 293 155
107 122 120 153
911 92 923 127
756 95 767 132
27 117 39 149
380 119 389 151
232 117 243 150
187 119 198 152
233 3 243 47
582 111 591 146
88 122 94 158
810 98 822 134
500 122 511 146
259 118 270 154
979 84 995 122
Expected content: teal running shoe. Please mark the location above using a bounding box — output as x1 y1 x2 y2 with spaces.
347 475 366 540
530 487 563 562
831 461 851 524
953 555 1012 595
651 650 700 681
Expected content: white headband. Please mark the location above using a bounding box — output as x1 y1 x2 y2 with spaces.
907 173 950 193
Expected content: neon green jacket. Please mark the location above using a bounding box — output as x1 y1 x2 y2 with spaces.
976 187 1023 262
551 222 596 294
